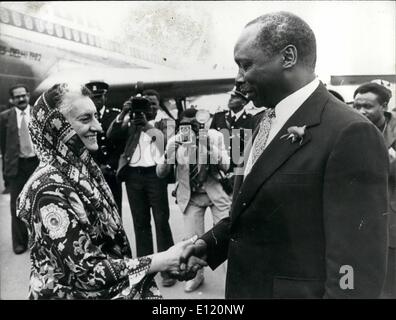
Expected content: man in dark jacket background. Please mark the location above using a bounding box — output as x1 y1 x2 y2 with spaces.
0 84 39 254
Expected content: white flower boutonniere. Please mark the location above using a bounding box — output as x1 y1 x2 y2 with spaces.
280 125 307 145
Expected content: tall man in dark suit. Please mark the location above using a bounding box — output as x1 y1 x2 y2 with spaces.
177 12 389 298
353 82 396 298
0 99 13 193
85 81 123 215
0 84 39 254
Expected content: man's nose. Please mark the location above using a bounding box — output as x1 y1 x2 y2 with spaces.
235 69 245 84
357 109 367 115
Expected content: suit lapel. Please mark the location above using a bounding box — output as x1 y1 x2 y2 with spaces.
232 113 262 195
231 83 330 223
9 107 18 138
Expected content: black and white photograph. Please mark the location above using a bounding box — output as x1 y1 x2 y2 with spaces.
0 0 395 305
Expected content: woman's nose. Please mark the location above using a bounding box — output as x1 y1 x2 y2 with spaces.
91 118 103 132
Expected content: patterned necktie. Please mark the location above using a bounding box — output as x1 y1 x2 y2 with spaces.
244 108 276 176
189 163 201 192
19 111 34 157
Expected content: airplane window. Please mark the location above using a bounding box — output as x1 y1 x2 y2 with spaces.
12 11 22 27
64 27 72 40
45 21 54 35
0 8 10 24
81 32 87 44
88 34 95 46
72 29 80 42
55 24 63 38
23 15 33 30
35 18 45 33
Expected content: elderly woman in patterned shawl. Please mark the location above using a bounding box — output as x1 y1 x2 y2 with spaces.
17 83 206 299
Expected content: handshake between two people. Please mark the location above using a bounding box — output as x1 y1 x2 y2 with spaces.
149 235 208 281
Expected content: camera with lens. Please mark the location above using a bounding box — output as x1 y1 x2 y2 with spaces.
128 94 154 122
178 124 193 143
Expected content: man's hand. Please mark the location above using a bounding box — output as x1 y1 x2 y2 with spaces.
118 100 132 121
165 137 182 163
149 236 207 275
132 113 148 127
169 238 208 281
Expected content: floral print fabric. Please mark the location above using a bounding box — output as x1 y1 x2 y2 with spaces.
17 84 161 299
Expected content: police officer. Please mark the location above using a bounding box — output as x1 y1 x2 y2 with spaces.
210 87 254 175
85 81 123 215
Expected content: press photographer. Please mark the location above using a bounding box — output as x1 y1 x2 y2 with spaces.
156 108 231 292
107 94 176 288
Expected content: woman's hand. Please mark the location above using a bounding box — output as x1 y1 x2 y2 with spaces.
149 236 207 274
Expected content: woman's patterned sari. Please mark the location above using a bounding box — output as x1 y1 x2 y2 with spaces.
17 84 161 299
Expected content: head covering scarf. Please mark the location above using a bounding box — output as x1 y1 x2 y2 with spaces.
18 83 123 244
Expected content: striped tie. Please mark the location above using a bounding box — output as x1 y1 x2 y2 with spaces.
244 108 276 176
189 163 201 192
19 111 34 157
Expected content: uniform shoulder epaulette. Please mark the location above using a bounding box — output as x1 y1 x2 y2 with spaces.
214 106 228 114
245 106 262 116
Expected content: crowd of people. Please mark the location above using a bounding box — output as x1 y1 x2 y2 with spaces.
0 11 395 299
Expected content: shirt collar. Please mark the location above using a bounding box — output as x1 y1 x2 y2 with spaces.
230 108 245 120
99 106 106 117
274 78 319 121
15 104 30 116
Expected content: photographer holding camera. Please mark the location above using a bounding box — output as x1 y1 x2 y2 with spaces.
156 108 231 292
107 94 176 288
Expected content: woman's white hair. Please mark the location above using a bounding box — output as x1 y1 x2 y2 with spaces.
57 82 92 116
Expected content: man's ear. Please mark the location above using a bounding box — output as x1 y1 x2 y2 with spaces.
281 45 297 69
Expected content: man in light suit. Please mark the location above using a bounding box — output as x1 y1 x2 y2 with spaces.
157 108 231 292
177 12 389 298
0 84 39 254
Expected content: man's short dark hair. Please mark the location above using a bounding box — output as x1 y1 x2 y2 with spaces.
9 84 30 97
247 11 317 71
353 82 392 106
143 89 161 101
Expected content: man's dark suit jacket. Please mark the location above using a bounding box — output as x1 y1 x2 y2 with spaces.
201 83 389 299
95 107 122 171
0 107 21 178
210 109 253 172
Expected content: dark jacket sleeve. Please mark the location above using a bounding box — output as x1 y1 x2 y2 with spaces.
210 113 218 130
106 117 127 146
0 111 6 157
200 217 231 269
323 121 389 298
